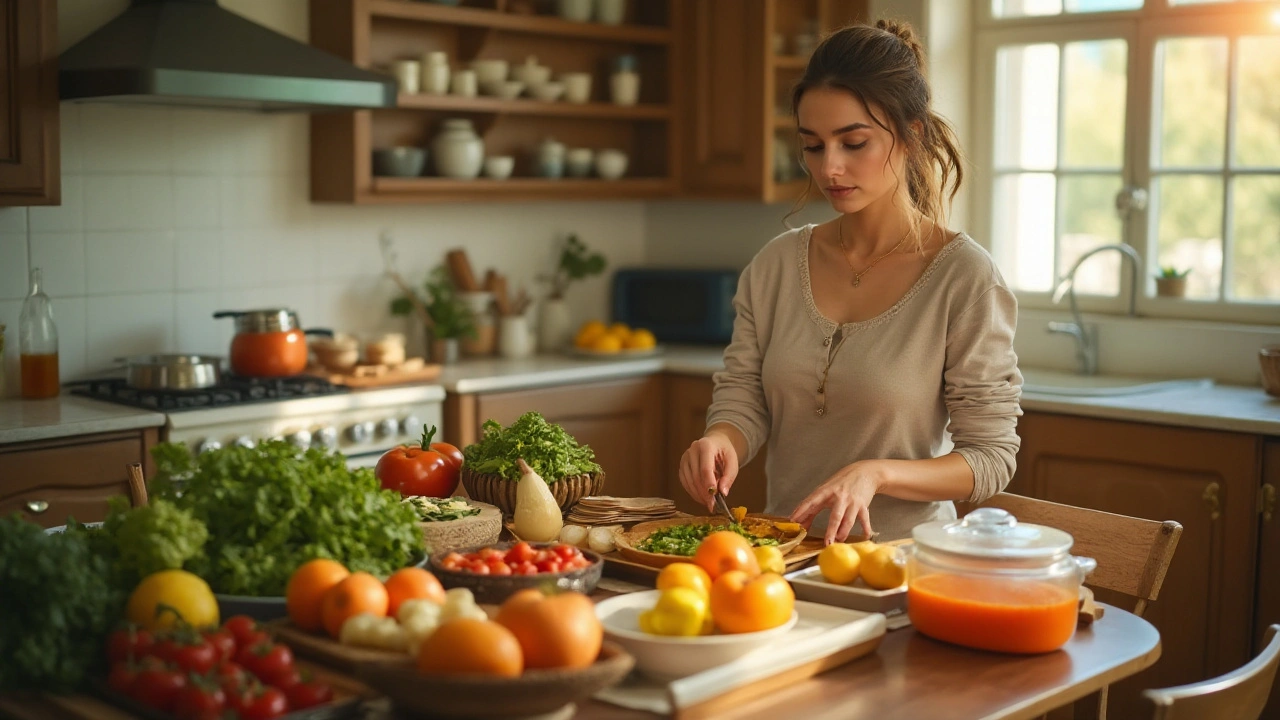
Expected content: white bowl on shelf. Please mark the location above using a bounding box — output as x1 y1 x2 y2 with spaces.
484 156 515 180
530 81 565 102
595 149 629 180
470 59 509 86
595 590 798 682
483 80 525 100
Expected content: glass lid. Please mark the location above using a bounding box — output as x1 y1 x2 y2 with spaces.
912 507 1074 559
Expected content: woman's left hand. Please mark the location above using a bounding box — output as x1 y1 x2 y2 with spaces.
790 461 884 545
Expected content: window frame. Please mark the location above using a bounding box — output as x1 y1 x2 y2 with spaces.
970 0 1280 326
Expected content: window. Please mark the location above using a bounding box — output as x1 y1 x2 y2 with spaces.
973 0 1280 324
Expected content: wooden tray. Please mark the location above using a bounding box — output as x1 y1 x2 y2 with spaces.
269 619 406 673
306 360 442 388
613 515 808 570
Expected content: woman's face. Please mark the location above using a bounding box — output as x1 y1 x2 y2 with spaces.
796 86 908 215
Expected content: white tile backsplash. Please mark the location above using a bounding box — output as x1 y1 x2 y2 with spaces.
29 175 83 232
29 233 86 297
174 230 223 291
173 176 220 229
174 291 225 357
81 105 173 174
84 175 175 231
0 208 27 234
0 234 29 301
51 296 88 381
59 103 83 175
86 292 176 368
85 231 176 295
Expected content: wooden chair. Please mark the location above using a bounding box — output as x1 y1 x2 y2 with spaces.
1143 625 1280 720
961 492 1184 720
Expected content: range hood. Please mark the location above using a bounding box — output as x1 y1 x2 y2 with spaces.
59 0 397 112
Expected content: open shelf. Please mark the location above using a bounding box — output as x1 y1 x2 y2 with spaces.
369 0 674 45
395 93 671 120
369 176 674 202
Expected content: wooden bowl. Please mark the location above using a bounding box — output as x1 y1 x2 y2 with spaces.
417 500 503 555
356 641 634 719
461 468 605 517
613 514 808 570
428 542 604 605
1261 346 1280 397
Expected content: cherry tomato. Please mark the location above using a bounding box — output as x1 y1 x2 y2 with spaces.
506 541 537 564
270 666 302 690
489 562 513 576
172 682 226 720
516 562 539 576
222 616 264 649
107 663 139 696
156 637 218 675
202 628 236 664
479 547 505 560
440 552 464 571
236 642 296 687
238 686 289 720
214 662 251 694
129 666 188 712
107 625 155 665
285 679 334 710
553 544 580 561
374 425 460 498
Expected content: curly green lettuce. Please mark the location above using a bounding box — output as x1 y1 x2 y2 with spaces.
461 411 601 482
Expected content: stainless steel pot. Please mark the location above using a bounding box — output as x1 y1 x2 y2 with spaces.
213 309 301 334
122 354 223 390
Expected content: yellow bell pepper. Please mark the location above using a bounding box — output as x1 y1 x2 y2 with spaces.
638 587 711 637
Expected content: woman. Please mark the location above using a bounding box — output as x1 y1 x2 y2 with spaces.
678 20 1023 544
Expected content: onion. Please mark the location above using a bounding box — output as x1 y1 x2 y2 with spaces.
559 524 589 548
588 526 617 554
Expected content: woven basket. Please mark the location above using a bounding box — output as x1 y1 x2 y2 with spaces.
461 468 605 517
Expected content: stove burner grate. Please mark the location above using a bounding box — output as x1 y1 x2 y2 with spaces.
69 374 348 411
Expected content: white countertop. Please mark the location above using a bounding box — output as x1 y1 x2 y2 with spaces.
0 395 167 445
436 346 725 393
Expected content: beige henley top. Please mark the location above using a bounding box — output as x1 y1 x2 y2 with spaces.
707 225 1024 541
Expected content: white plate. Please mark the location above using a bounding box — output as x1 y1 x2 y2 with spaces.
565 345 664 360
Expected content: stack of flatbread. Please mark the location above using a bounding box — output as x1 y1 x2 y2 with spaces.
566 496 682 525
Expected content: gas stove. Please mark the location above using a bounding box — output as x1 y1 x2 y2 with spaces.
72 377 445 467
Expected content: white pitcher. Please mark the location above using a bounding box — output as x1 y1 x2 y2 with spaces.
431 118 484 179
499 314 536 359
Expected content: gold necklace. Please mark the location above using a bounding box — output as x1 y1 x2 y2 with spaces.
836 221 913 288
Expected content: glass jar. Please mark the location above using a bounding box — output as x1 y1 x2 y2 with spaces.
19 268 60 399
907 507 1097 654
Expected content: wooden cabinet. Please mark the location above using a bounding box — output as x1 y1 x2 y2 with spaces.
1257 439 1280 719
680 0 865 202
309 0 680 203
1013 412 1262 720
444 376 665 499
664 373 767 516
0 429 157 528
0 0 59 206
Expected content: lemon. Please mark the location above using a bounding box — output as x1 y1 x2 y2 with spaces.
580 320 607 336
625 329 657 350
127 570 219 630
860 546 906 590
753 545 786 575
817 543 861 585
656 562 713 600
574 326 604 348
609 322 631 335
591 334 623 353
849 540 879 559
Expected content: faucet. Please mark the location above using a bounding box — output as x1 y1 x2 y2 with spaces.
1048 243 1143 376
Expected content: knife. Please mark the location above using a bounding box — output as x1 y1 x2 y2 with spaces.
710 488 737 525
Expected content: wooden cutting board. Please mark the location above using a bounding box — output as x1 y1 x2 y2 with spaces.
306 361 442 388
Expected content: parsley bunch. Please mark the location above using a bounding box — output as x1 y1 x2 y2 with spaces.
462 411 602 482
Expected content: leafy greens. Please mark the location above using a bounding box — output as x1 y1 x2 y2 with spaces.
637 523 780 557
462 411 602 482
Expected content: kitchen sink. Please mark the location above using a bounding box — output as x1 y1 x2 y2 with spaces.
1020 368 1214 397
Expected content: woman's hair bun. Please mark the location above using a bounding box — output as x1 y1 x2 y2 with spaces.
875 18 925 67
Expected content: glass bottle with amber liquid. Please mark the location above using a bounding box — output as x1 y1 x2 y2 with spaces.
19 268 59 399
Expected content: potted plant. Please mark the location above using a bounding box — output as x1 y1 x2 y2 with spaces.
537 234 607 352
1155 266 1190 298
391 265 476 364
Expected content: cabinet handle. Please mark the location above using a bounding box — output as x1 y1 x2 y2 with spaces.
25 500 49 514
1262 484 1276 524
1202 482 1222 521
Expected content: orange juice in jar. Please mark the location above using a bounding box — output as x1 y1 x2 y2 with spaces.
19 268 60 399
907 508 1096 654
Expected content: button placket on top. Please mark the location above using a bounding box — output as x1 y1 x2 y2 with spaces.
815 323 849 417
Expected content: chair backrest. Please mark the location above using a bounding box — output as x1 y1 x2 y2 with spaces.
962 493 1183 616
1144 625 1280 720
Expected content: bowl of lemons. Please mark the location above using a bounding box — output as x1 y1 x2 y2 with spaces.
569 321 661 358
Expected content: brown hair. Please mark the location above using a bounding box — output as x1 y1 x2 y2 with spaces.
787 19 964 248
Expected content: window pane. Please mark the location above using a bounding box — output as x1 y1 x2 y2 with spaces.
1059 174 1125 295
993 173 1057 292
1064 0 1142 12
993 0 1063 18
995 44 1059 170
1062 40 1128 168
1235 36 1280 168
1230 175 1280 302
1155 174 1224 299
1156 37 1228 168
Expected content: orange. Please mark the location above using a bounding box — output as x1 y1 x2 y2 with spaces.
321 571 389 639
710 570 795 634
624 329 657 350
417 618 524 677
286 559 350 633
693 531 760 581
384 567 446 619
591 334 623 353
656 562 713 600
495 589 602 670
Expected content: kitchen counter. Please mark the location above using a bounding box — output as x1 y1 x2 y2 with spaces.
0 395 166 445
436 346 725 394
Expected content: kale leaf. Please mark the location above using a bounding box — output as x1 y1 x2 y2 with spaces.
461 411 602 482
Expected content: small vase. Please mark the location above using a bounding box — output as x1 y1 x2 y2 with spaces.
499 315 535 359
1155 277 1187 298
431 118 484 179
537 297 573 353
430 337 460 365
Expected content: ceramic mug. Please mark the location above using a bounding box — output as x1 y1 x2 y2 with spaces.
562 73 592 104
451 69 478 97
391 59 421 94
565 148 594 178
484 156 516 180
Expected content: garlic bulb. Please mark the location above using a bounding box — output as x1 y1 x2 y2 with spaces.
559 524 589 548
588 526 617 554
513 458 563 542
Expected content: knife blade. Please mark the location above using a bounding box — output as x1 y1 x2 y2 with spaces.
710 488 736 525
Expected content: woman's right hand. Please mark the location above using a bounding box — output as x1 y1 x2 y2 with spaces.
679 433 739 513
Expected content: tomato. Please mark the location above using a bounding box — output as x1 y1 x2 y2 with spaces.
107 625 155 665
709 570 796 634
506 541 537 564
374 424 460 498
285 679 334 710
236 642 296 687
222 616 264 649
269 666 302 690
202 628 236 664
238 686 289 720
214 662 251 694
479 547 505 560
129 666 188 712
432 439 464 472
172 682 226 720
107 663 139 695
155 636 218 675
515 562 539 575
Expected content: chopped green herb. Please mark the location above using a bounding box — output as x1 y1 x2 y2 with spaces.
637 523 780 556
407 496 481 522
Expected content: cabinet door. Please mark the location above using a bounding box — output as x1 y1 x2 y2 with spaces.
473 376 665 499
0 430 154 527
1016 412 1260 720
1257 439 1280 720
680 0 767 196
664 374 767 515
0 0 59 206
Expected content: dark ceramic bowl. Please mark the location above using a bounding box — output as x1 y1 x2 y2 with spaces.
429 542 604 605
